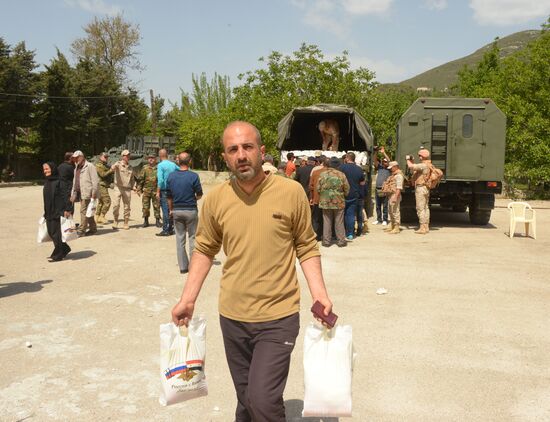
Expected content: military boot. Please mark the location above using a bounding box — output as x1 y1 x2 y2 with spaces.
123 218 130 230
96 214 104 224
155 217 162 228
112 219 119 229
389 224 400 234
383 223 394 232
143 217 149 228
415 224 428 234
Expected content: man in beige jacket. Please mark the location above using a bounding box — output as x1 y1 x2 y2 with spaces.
111 149 136 230
71 150 99 236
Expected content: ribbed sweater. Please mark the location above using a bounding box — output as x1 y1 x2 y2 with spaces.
195 174 320 322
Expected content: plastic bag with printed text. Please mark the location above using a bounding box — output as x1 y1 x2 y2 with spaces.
159 317 208 406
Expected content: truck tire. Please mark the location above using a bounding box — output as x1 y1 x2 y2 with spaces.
452 205 467 213
469 206 491 225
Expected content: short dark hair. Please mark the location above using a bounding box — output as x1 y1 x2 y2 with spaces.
287 152 294 160
346 152 356 162
64 152 73 162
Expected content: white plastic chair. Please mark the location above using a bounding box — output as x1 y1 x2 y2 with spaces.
507 202 536 239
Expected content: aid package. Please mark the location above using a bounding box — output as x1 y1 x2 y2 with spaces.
302 322 354 417
159 317 208 406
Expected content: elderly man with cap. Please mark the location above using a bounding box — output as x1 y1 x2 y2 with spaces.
137 152 162 228
70 150 99 236
262 153 278 175
316 156 350 247
95 151 114 224
383 161 405 234
111 149 136 230
407 148 431 234
373 147 391 226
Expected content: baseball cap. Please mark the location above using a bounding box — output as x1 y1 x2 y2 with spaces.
308 156 316 162
329 157 341 168
121 149 130 156
72 150 84 158
418 149 430 158
382 158 389 162
387 161 399 169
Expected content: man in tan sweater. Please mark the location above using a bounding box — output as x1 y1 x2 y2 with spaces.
111 149 136 230
171 121 334 422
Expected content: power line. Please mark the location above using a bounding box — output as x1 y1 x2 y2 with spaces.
0 91 147 99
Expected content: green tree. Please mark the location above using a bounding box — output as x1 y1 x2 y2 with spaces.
230 44 376 153
0 39 39 163
71 14 142 82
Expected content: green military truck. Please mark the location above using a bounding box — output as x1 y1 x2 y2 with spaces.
395 98 506 225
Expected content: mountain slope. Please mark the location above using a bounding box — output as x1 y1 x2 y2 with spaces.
400 30 541 90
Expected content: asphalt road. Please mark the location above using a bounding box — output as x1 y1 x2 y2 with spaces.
1 184 549 421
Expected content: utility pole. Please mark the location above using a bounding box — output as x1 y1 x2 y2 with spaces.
150 89 157 138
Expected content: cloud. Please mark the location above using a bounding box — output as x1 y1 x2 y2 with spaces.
341 0 393 15
291 0 393 38
64 0 121 16
423 0 448 10
469 0 550 25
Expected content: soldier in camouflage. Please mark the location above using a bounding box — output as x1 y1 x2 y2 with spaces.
95 152 114 224
316 157 350 247
137 153 161 228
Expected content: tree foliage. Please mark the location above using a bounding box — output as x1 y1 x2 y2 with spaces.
457 19 550 189
70 13 142 82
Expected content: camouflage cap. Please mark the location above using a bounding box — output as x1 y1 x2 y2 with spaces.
121 149 130 156
387 161 399 169
147 152 157 158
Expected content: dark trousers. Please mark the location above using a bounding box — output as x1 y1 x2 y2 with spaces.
159 190 173 233
46 218 70 260
375 191 389 222
344 198 358 237
311 204 323 240
220 313 299 422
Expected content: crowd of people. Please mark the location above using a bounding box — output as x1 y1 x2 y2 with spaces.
41 148 203 268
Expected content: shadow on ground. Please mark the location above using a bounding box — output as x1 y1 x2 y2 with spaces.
64 250 96 261
0 279 53 298
285 399 339 422
401 206 498 230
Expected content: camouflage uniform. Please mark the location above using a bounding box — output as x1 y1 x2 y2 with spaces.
95 160 114 220
411 162 431 228
316 168 350 247
137 164 160 219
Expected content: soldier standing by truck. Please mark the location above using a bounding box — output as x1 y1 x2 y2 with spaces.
95 152 114 224
137 153 161 228
406 149 431 234
382 161 404 234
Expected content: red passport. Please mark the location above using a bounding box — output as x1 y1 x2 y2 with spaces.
310 300 338 328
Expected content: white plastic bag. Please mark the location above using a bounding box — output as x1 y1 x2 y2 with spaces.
61 216 78 242
159 317 208 406
303 322 354 417
37 217 51 243
86 198 97 218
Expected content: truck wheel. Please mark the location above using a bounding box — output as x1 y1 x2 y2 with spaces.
469 207 491 225
452 205 467 213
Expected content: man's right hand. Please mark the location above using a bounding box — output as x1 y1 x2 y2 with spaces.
171 299 195 327
379 146 385 153
156 191 160 200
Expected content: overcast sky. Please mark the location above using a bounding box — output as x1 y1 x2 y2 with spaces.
3 0 550 105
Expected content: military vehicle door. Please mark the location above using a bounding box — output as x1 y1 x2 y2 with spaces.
449 108 485 179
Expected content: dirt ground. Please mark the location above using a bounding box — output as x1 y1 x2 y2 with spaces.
1 182 549 422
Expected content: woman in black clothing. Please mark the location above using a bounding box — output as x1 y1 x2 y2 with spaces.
43 162 71 261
